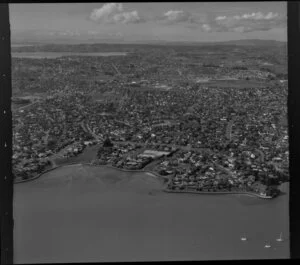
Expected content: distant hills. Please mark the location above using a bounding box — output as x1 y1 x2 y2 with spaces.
142 39 287 48
11 39 286 48
212 39 286 47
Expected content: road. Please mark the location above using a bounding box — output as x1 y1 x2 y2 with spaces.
111 63 121 75
13 101 39 112
80 121 101 141
225 116 237 141
81 120 211 153
79 120 271 179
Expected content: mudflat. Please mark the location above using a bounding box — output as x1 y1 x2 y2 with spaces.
14 164 289 263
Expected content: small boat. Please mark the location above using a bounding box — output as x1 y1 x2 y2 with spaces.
240 234 247 241
276 233 283 242
264 242 271 248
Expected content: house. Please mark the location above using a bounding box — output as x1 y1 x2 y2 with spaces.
252 181 267 193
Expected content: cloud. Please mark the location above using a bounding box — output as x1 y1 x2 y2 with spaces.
113 10 143 24
90 3 143 24
233 12 279 21
90 3 122 23
202 24 212 32
156 9 284 33
215 16 227 21
208 11 286 33
159 10 197 24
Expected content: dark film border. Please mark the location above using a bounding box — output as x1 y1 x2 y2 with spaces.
0 1 299 263
0 3 13 265
288 1 300 259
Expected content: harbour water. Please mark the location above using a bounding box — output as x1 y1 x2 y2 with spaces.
13 164 289 263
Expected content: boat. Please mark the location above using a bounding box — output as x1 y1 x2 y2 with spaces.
259 192 273 199
240 234 247 241
264 242 271 248
276 233 283 242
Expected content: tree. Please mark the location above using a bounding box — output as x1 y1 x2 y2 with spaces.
47 137 57 149
268 75 275 80
103 137 113 148
84 134 94 141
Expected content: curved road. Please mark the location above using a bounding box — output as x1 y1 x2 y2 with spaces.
80 120 211 153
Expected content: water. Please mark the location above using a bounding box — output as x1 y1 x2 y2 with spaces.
13 164 289 263
12 52 128 59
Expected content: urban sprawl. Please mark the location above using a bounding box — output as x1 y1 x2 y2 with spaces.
12 42 288 198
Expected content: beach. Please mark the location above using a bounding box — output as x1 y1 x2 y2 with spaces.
13 164 289 263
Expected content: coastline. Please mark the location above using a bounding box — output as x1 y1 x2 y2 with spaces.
14 162 90 184
163 188 273 199
14 162 277 199
14 162 164 184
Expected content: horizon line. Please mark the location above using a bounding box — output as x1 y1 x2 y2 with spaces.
11 38 287 45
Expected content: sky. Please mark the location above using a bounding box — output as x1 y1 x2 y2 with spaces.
9 2 287 43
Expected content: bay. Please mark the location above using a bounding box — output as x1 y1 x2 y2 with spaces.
13 164 289 263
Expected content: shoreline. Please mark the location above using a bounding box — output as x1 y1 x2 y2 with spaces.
163 188 273 199
14 162 278 199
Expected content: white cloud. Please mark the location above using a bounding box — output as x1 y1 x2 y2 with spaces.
164 10 184 21
215 16 227 21
113 10 142 24
90 3 143 24
232 11 279 21
264 12 279 20
202 24 211 32
153 9 284 33
211 11 286 33
90 3 122 23
161 10 196 24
